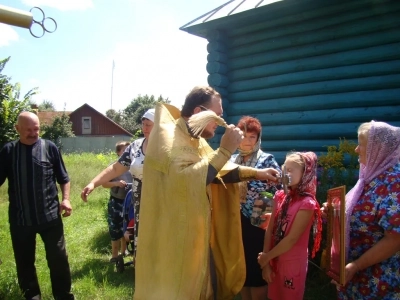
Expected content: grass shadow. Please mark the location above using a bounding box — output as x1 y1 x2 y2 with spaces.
71 257 134 288
304 265 337 300
88 228 111 255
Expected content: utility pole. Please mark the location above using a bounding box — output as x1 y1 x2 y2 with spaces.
111 60 115 109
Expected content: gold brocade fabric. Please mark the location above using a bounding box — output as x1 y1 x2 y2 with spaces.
133 103 245 300
238 181 248 203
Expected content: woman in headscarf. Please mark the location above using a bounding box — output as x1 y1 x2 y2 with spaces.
81 108 155 257
230 116 281 300
337 121 400 299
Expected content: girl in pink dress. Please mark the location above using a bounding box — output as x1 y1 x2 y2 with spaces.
258 152 322 300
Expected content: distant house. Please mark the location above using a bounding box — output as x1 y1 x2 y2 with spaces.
180 0 400 163
37 103 133 153
68 103 133 137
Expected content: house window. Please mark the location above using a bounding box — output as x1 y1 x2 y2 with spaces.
82 117 91 134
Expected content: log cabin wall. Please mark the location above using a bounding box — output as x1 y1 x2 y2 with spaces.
184 0 400 164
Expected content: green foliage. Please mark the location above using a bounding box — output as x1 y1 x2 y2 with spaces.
317 138 359 202
106 108 122 124
41 113 75 147
119 94 170 134
38 99 56 112
311 138 359 289
0 152 134 300
0 57 37 147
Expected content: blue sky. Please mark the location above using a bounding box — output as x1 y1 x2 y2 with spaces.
0 0 224 113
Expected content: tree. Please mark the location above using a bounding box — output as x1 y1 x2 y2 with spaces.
0 57 38 147
41 113 74 148
38 99 56 111
120 94 170 134
106 108 123 124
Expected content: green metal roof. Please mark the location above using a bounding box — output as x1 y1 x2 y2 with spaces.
180 0 283 37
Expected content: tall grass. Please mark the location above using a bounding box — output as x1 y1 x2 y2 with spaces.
0 152 134 300
0 152 336 299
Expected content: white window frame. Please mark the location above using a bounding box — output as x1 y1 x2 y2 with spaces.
82 117 91 134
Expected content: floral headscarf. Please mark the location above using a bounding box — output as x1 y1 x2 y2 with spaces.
345 121 400 257
234 124 262 168
271 152 322 269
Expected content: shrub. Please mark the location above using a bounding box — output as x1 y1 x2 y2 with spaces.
317 138 359 202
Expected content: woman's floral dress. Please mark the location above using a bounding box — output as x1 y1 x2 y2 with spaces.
338 163 400 300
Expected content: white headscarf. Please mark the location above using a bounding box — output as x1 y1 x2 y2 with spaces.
345 121 400 258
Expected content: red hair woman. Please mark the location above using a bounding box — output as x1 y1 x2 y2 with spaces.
230 116 282 300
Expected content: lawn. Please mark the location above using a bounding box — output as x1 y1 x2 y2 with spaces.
0 152 336 300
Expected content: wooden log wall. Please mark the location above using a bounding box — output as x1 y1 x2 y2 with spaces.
205 0 400 164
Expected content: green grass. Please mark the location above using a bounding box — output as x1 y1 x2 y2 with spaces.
0 152 134 300
0 152 336 300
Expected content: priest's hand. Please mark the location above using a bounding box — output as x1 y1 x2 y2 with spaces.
220 124 244 154
256 168 280 182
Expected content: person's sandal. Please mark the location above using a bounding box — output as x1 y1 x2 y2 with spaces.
109 257 118 263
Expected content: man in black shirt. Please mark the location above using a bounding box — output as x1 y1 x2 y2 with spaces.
0 111 74 300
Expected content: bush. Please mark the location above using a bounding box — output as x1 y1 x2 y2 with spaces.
307 138 360 299
317 138 359 202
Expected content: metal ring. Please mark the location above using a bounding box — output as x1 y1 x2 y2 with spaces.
43 17 57 33
29 20 45 38
30 6 45 23
28 6 57 38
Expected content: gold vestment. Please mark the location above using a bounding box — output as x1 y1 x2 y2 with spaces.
133 103 245 300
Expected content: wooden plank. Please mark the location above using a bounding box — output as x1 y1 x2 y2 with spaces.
228 106 400 126
228 43 400 81
254 122 400 140
208 73 229 87
228 60 400 93
182 0 324 39
207 51 228 63
228 28 400 73
228 2 400 47
228 74 400 102
229 14 400 58
206 30 228 43
226 89 400 114
213 86 229 97
207 41 227 53
206 61 228 74
257 139 358 152
228 0 391 37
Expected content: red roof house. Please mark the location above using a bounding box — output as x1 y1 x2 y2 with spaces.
68 103 133 137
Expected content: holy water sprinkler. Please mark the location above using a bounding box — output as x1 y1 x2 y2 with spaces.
0 5 57 38
279 165 291 194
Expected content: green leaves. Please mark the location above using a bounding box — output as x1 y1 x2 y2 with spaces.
119 94 170 134
260 191 274 199
38 99 56 112
0 57 37 147
41 113 75 148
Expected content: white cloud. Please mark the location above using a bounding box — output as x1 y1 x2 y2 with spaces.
22 0 93 11
108 15 209 111
0 24 19 47
30 30 209 114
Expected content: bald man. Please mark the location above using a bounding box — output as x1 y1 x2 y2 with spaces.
0 111 74 300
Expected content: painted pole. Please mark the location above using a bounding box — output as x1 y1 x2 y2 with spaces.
111 60 115 110
0 4 32 28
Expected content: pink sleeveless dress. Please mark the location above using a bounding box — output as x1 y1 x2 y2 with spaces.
268 193 317 300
